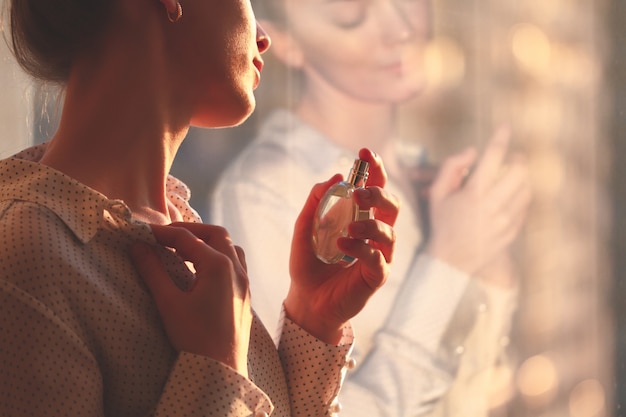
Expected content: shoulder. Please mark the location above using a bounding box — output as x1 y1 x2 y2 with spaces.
0 198 71 240
0 199 79 285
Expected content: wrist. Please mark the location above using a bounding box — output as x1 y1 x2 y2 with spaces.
283 296 345 345
476 252 518 288
423 242 479 277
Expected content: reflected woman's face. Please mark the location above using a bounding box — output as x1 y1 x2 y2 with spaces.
281 0 431 103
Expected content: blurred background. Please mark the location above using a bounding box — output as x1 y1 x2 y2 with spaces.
1 0 623 416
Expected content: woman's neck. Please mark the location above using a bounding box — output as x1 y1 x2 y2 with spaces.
39 27 190 225
295 91 396 154
295 84 410 183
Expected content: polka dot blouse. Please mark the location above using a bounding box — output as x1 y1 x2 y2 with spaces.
0 143 354 417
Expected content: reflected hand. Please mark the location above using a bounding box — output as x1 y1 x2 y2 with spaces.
425 127 532 282
286 148 399 344
130 223 252 377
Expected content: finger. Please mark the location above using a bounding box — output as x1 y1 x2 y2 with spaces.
488 175 532 250
149 224 244 293
167 222 239 260
358 148 387 188
336 238 389 289
347 219 396 263
160 223 248 280
488 157 531 215
129 242 180 307
429 147 478 201
466 126 511 190
500 176 533 237
150 224 216 265
235 245 247 272
353 186 400 228
508 193 532 239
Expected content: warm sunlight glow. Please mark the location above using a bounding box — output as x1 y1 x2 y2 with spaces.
424 36 466 90
517 354 559 407
569 379 606 417
511 23 552 78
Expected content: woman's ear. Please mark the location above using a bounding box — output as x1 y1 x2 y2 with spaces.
160 0 178 14
259 19 305 69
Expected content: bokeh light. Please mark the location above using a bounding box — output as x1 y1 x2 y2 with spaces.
569 379 606 417
424 36 466 91
516 354 560 408
511 23 552 79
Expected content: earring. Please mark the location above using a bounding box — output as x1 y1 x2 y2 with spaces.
167 2 183 23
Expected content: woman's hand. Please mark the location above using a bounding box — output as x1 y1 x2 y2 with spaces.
130 223 252 377
425 127 532 284
286 148 400 345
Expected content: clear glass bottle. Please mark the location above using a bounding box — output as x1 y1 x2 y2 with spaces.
312 159 372 267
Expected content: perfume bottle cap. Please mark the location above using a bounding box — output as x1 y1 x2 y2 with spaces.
348 159 369 188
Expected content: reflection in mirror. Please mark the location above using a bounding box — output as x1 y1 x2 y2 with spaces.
209 1 614 415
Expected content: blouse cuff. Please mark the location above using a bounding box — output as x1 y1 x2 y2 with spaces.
475 279 519 316
277 313 355 416
384 253 471 353
154 351 273 417
276 303 355 347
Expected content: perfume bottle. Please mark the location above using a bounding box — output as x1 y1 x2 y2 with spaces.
312 159 372 267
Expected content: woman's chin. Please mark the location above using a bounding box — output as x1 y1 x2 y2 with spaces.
192 99 256 129
385 84 427 104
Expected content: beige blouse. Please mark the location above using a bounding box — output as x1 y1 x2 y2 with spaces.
0 143 354 417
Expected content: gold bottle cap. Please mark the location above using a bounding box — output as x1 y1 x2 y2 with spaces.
348 159 369 188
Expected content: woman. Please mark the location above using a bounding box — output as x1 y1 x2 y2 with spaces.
0 0 399 415
210 0 532 415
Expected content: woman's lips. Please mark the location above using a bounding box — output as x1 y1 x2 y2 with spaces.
253 58 264 89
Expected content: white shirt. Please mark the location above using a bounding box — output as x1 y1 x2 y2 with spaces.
210 109 518 417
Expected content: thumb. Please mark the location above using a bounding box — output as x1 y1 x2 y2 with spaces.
357 147 387 188
293 173 344 244
429 147 477 201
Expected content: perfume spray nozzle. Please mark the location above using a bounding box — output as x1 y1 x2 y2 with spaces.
348 159 369 188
